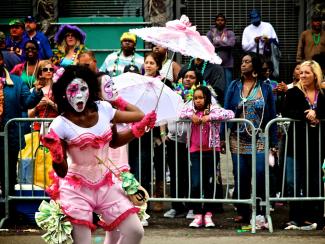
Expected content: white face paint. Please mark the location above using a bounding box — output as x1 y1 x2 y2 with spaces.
100 75 118 101
66 78 89 112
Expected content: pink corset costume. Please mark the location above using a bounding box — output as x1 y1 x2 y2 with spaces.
47 101 138 231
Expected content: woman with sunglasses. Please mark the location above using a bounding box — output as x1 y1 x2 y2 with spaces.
28 60 58 132
10 39 40 89
52 25 87 67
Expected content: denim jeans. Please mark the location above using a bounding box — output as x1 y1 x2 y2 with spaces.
190 151 220 214
231 152 265 218
223 67 233 94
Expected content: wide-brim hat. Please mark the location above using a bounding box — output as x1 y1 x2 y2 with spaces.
54 24 86 44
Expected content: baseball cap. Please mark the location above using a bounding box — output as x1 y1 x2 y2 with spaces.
249 9 261 23
25 16 37 23
9 19 25 28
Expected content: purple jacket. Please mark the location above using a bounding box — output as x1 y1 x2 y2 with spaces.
206 27 236 68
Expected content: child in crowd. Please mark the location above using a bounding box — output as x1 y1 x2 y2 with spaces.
180 86 234 228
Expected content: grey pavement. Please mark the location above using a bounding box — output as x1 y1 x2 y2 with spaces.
0 228 325 244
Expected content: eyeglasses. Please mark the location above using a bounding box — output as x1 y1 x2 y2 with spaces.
25 47 37 51
42 67 54 72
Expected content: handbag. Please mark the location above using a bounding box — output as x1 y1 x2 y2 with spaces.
33 98 54 188
33 145 52 188
17 131 40 184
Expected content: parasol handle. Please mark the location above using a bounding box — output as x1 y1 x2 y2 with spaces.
154 52 175 111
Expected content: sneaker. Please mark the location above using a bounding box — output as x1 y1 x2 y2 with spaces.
189 214 203 228
251 215 267 230
186 209 195 219
204 212 215 228
164 209 176 218
141 219 149 227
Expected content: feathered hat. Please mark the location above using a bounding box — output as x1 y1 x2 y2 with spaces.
54 24 86 44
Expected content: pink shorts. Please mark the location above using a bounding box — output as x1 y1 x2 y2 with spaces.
58 178 138 231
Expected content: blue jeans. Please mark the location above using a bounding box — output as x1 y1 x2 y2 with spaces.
223 67 233 94
231 152 265 218
190 151 221 214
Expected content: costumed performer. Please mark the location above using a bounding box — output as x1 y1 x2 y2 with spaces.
40 65 156 244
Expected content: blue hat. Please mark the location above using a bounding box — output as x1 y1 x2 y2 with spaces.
25 16 37 23
249 9 261 24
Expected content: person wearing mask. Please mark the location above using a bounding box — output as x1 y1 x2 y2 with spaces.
207 14 236 92
296 13 324 63
41 65 155 244
23 16 53 60
242 9 278 56
0 50 44 197
99 32 143 77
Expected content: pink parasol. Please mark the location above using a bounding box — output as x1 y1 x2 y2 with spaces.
129 15 222 64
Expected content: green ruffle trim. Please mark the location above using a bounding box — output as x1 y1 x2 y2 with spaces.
35 200 73 244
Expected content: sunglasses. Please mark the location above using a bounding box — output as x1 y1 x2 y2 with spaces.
42 67 54 72
65 33 75 38
25 47 37 51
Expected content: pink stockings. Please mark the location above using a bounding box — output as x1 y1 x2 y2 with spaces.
72 213 144 244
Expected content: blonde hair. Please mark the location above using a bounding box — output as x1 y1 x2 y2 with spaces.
36 60 54 86
57 38 81 54
296 60 324 94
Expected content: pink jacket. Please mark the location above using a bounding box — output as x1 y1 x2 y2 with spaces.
179 103 234 151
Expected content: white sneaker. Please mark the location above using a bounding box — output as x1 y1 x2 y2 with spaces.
251 215 267 230
204 212 215 228
186 209 195 219
141 219 149 227
189 214 203 228
164 209 176 218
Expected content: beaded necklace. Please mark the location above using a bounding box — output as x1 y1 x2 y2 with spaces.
240 80 259 103
239 80 265 136
112 50 136 77
187 59 208 86
26 60 38 89
312 33 321 46
173 81 196 101
305 89 319 109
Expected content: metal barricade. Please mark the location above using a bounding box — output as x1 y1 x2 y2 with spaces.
131 118 258 233
0 118 52 228
264 117 325 232
1 117 259 233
